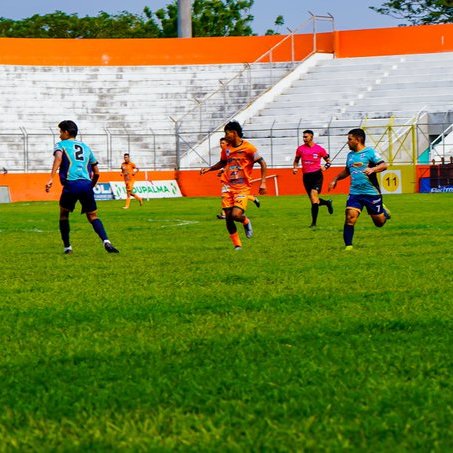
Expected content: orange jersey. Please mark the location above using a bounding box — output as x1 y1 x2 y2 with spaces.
220 140 261 190
121 161 138 182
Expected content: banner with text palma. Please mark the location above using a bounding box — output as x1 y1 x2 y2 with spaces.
109 180 182 200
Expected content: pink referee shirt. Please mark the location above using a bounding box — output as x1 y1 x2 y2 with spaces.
295 143 328 174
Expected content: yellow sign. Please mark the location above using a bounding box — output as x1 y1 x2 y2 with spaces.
379 170 402 194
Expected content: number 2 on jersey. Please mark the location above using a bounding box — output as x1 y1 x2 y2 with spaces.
75 144 84 161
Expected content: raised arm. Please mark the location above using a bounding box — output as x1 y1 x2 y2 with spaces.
364 161 388 176
45 151 62 192
200 160 227 175
322 154 332 172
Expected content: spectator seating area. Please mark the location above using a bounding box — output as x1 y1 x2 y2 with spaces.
228 52 453 167
1 51 453 170
0 62 293 171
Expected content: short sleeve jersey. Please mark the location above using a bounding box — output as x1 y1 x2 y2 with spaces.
54 139 97 184
295 143 328 174
121 162 137 182
346 147 385 196
220 140 261 190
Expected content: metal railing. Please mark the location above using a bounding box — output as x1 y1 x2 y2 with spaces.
0 128 176 173
172 13 335 165
2 119 452 173
430 123 453 160
175 119 446 169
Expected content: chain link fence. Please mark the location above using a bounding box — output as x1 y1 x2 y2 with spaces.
1 118 452 172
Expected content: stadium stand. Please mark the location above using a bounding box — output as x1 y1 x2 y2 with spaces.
181 52 453 167
0 62 293 171
1 22 453 202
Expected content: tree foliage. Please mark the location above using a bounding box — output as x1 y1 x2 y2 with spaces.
265 15 284 35
0 0 259 38
370 0 453 25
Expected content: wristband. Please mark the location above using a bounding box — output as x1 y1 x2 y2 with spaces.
324 162 331 169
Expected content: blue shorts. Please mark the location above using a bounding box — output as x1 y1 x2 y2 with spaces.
346 194 384 216
60 180 97 214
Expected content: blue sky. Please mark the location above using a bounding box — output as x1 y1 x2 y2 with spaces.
1 1 409 34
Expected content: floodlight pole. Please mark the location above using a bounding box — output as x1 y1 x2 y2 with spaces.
178 0 192 38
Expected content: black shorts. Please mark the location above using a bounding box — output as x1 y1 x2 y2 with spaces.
60 180 97 214
303 170 323 194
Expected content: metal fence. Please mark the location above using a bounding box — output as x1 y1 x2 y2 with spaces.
0 129 177 173
176 120 452 169
173 13 335 161
1 119 452 173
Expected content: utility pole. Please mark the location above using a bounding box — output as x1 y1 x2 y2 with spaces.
178 0 192 38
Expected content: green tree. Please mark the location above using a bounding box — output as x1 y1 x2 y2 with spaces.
0 0 258 38
265 15 285 35
151 0 255 37
0 11 162 38
370 0 453 25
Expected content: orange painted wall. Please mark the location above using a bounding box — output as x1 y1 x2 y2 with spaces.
178 168 349 198
2 169 350 203
0 24 452 66
0 33 334 66
335 24 453 58
1 171 176 203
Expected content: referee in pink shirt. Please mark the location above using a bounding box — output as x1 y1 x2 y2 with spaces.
292 130 333 228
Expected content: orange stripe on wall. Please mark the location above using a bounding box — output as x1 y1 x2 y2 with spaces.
178 168 349 198
2 169 350 203
1 24 452 66
335 24 453 58
0 33 333 66
2 171 176 203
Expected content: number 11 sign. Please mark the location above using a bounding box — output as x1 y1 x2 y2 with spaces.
379 169 402 194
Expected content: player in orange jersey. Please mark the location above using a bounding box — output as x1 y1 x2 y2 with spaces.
201 121 267 250
120 153 143 209
216 137 260 219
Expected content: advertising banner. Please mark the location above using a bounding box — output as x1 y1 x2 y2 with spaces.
430 185 453 193
93 183 114 200
109 180 182 200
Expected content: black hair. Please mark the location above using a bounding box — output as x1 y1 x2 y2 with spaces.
224 121 243 138
303 129 314 135
219 137 227 142
58 120 78 138
124 153 130 157
348 128 366 143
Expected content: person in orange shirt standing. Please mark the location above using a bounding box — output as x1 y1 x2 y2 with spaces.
216 137 261 219
120 153 143 209
201 121 267 250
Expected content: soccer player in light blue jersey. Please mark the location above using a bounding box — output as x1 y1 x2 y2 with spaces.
329 128 391 250
45 120 119 254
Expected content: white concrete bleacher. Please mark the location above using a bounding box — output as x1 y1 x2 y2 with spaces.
2 51 453 172
236 52 453 167
0 62 293 171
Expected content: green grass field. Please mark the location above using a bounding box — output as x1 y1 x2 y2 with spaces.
0 193 452 451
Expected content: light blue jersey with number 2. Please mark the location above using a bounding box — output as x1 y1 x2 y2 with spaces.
54 139 98 184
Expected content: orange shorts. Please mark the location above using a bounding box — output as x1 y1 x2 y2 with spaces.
125 181 135 192
221 186 250 211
